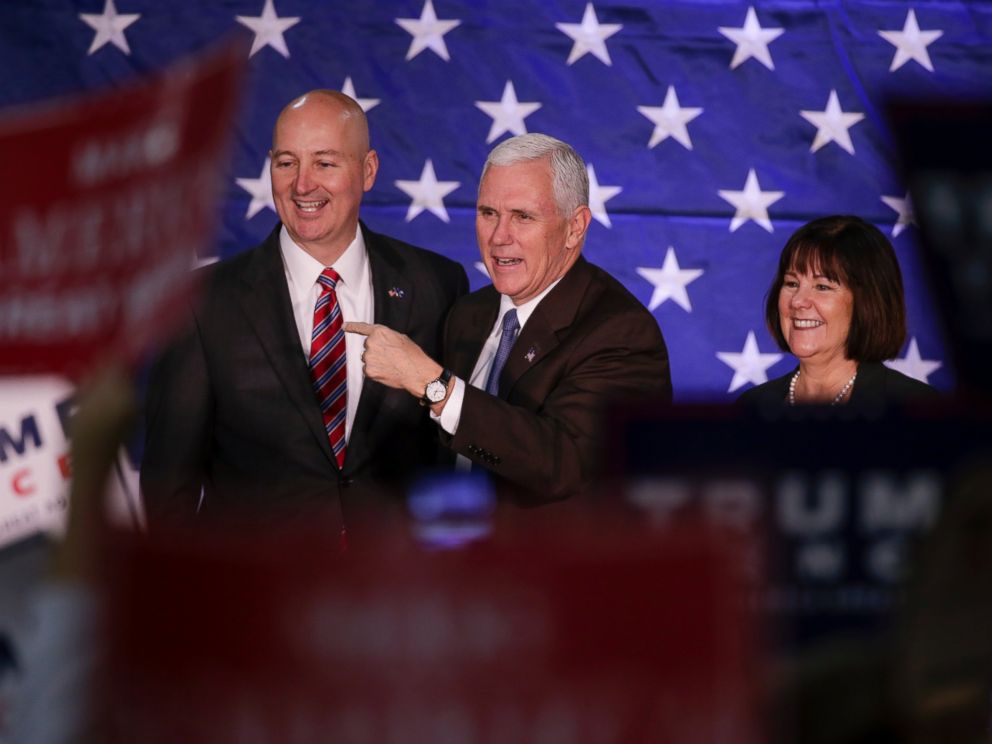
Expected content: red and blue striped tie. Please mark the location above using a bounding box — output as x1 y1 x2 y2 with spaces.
309 267 347 469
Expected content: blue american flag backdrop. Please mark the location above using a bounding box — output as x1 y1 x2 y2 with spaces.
5 0 989 399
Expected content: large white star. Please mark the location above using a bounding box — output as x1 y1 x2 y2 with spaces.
396 0 461 62
235 158 275 220
637 86 703 150
881 192 916 237
718 6 784 70
555 3 623 66
394 159 460 223
236 0 300 58
879 9 943 73
885 337 942 384
717 169 784 233
717 331 784 393
800 89 865 155
340 77 380 113
475 81 542 144
79 0 140 55
586 164 622 228
635 246 704 313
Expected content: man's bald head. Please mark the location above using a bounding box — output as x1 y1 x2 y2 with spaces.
268 88 379 264
272 89 370 153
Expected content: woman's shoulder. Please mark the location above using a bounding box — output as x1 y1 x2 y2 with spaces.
856 361 939 401
736 368 795 405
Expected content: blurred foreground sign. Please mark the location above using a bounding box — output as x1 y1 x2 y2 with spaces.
104 521 761 743
0 42 243 376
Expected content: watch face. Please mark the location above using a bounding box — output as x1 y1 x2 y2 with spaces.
425 379 446 402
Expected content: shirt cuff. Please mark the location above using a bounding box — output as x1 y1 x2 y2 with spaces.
430 376 465 435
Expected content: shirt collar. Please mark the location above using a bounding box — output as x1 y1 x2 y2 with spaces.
498 276 563 330
279 224 368 295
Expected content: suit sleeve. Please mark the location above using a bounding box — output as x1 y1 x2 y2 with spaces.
140 308 213 525
445 306 670 501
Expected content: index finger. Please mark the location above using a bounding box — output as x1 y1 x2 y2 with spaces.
343 321 375 336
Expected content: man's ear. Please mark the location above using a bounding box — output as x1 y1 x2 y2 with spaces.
565 205 592 250
363 149 379 192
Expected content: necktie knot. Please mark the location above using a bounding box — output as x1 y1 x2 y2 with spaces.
317 267 341 292
501 308 520 336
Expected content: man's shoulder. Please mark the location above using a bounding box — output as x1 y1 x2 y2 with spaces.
576 259 656 323
363 224 465 277
450 282 499 313
197 228 277 286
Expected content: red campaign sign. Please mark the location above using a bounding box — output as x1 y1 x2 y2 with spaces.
0 43 244 377
102 519 763 743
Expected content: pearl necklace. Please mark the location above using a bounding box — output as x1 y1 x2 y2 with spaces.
787 368 857 406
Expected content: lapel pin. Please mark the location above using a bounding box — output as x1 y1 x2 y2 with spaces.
524 346 537 363
387 287 405 299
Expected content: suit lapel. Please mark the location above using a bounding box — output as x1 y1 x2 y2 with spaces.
237 226 337 467
500 257 595 398
447 288 499 382
346 224 414 472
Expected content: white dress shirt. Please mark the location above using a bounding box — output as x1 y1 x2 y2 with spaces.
436 278 562 469
279 225 373 443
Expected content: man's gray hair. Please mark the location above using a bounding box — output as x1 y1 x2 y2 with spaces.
481 134 589 216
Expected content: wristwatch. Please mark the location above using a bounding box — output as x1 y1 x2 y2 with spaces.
422 368 452 405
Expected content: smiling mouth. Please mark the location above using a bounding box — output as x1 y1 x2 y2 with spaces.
793 319 823 329
492 257 522 267
294 199 327 213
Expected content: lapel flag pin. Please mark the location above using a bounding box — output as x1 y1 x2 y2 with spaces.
387 287 405 298
525 346 537 363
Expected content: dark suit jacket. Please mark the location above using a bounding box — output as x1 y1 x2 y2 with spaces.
441 256 672 503
737 360 938 406
141 223 468 531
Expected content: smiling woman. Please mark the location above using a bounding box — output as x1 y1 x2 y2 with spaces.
738 215 938 406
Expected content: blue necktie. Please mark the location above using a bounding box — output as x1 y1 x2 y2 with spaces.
484 309 519 397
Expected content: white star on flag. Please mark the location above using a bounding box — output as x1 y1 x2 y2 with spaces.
885 337 942 383
474 262 489 278
636 246 704 312
236 0 300 58
881 192 916 237
718 168 784 233
637 86 703 150
394 159 460 223
79 0 140 55
586 164 622 228
879 9 943 73
396 0 461 62
341 77 380 113
800 89 865 155
717 331 784 393
555 3 623 66
718 6 784 70
475 81 542 144
235 158 275 220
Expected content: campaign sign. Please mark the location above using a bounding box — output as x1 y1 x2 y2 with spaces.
0 376 75 547
0 42 244 376
102 521 761 743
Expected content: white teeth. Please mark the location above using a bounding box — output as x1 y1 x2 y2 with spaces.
794 319 823 329
295 200 326 212
494 257 521 266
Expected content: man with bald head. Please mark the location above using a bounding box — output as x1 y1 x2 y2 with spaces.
142 90 468 536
